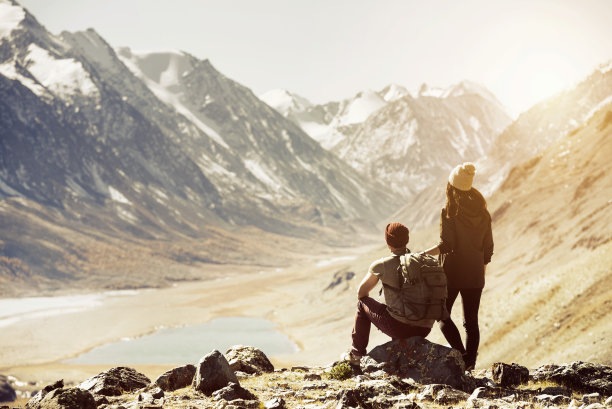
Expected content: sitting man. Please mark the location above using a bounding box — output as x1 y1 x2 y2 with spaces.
345 222 433 364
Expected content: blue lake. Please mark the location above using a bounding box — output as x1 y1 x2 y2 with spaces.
63 317 299 365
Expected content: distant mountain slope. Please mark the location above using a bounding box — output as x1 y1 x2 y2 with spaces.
479 61 612 195
0 0 399 293
395 62 612 230
263 82 512 197
478 99 612 367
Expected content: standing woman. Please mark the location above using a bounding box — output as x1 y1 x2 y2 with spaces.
423 162 493 370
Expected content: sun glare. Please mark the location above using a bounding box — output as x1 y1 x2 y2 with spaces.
509 51 578 110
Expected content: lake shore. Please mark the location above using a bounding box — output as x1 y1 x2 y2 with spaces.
0 243 378 384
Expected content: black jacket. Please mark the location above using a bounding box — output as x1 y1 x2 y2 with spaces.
438 197 494 289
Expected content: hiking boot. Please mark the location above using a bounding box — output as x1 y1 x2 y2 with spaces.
463 352 477 371
341 350 362 366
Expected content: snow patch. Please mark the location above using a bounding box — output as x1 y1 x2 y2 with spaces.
337 90 386 125
25 44 99 99
599 61 612 75
109 186 130 204
0 61 49 98
0 1 25 38
116 206 137 223
244 159 282 191
381 84 409 102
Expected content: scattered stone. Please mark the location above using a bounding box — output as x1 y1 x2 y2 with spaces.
224 398 260 409
26 386 96 409
226 345 274 375
78 367 151 396
193 350 239 396
492 362 530 387
290 366 310 372
26 380 64 408
94 395 109 406
541 386 572 396
302 383 328 390
532 361 612 395
416 384 447 401
154 364 196 391
0 375 16 403
582 392 601 403
434 387 471 404
367 337 472 391
534 393 572 405
583 403 606 409
357 379 402 399
303 373 321 381
264 397 286 409
212 382 257 402
150 388 164 399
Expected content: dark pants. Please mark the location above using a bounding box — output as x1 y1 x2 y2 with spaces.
351 297 431 356
439 288 483 364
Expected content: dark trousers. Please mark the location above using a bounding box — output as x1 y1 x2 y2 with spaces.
351 297 431 356
439 288 483 362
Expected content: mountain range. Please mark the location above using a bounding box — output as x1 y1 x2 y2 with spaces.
261 81 512 197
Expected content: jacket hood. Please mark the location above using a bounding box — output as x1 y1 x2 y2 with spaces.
457 194 489 228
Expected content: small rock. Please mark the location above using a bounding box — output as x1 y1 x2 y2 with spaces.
583 403 606 409
226 345 274 375
79 367 151 396
534 394 572 405
151 388 164 399
416 384 447 401
605 396 612 405
264 397 286 409
302 383 327 390
582 392 601 403
303 374 321 381
193 350 239 395
26 387 96 409
212 382 257 401
541 386 571 396
225 399 260 409
532 361 612 395
492 362 529 387
0 375 16 403
154 364 196 391
435 387 470 404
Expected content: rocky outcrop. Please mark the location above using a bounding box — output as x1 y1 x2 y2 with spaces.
365 337 472 391
532 361 612 395
26 380 96 409
154 364 196 391
78 367 151 396
212 382 258 401
0 375 16 403
492 362 530 387
226 345 275 374
193 349 239 395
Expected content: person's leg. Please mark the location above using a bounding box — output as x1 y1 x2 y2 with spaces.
351 296 389 356
439 288 466 354
460 288 483 368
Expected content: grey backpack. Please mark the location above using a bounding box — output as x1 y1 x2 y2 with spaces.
391 253 450 321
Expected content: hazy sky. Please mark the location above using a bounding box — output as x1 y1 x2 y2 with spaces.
18 0 612 117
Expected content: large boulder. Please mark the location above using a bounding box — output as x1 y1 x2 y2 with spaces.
226 345 274 374
193 349 239 395
78 367 151 396
532 361 612 395
492 362 529 387
26 380 96 409
366 337 472 391
154 364 196 391
0 375 16 403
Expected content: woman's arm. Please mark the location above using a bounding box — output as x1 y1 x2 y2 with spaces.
357 272 379 299
422 246 440 256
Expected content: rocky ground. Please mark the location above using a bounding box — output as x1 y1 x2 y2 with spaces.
2 340 612 409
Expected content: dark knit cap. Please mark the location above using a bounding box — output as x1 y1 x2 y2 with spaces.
385 222 409 248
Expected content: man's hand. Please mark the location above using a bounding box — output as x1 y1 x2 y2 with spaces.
357 272 379 299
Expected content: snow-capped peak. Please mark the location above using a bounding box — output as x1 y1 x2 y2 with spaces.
379 83 410 102
0 0 25 38
117 48 195 89
259 89 312 116
335 89 386 126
